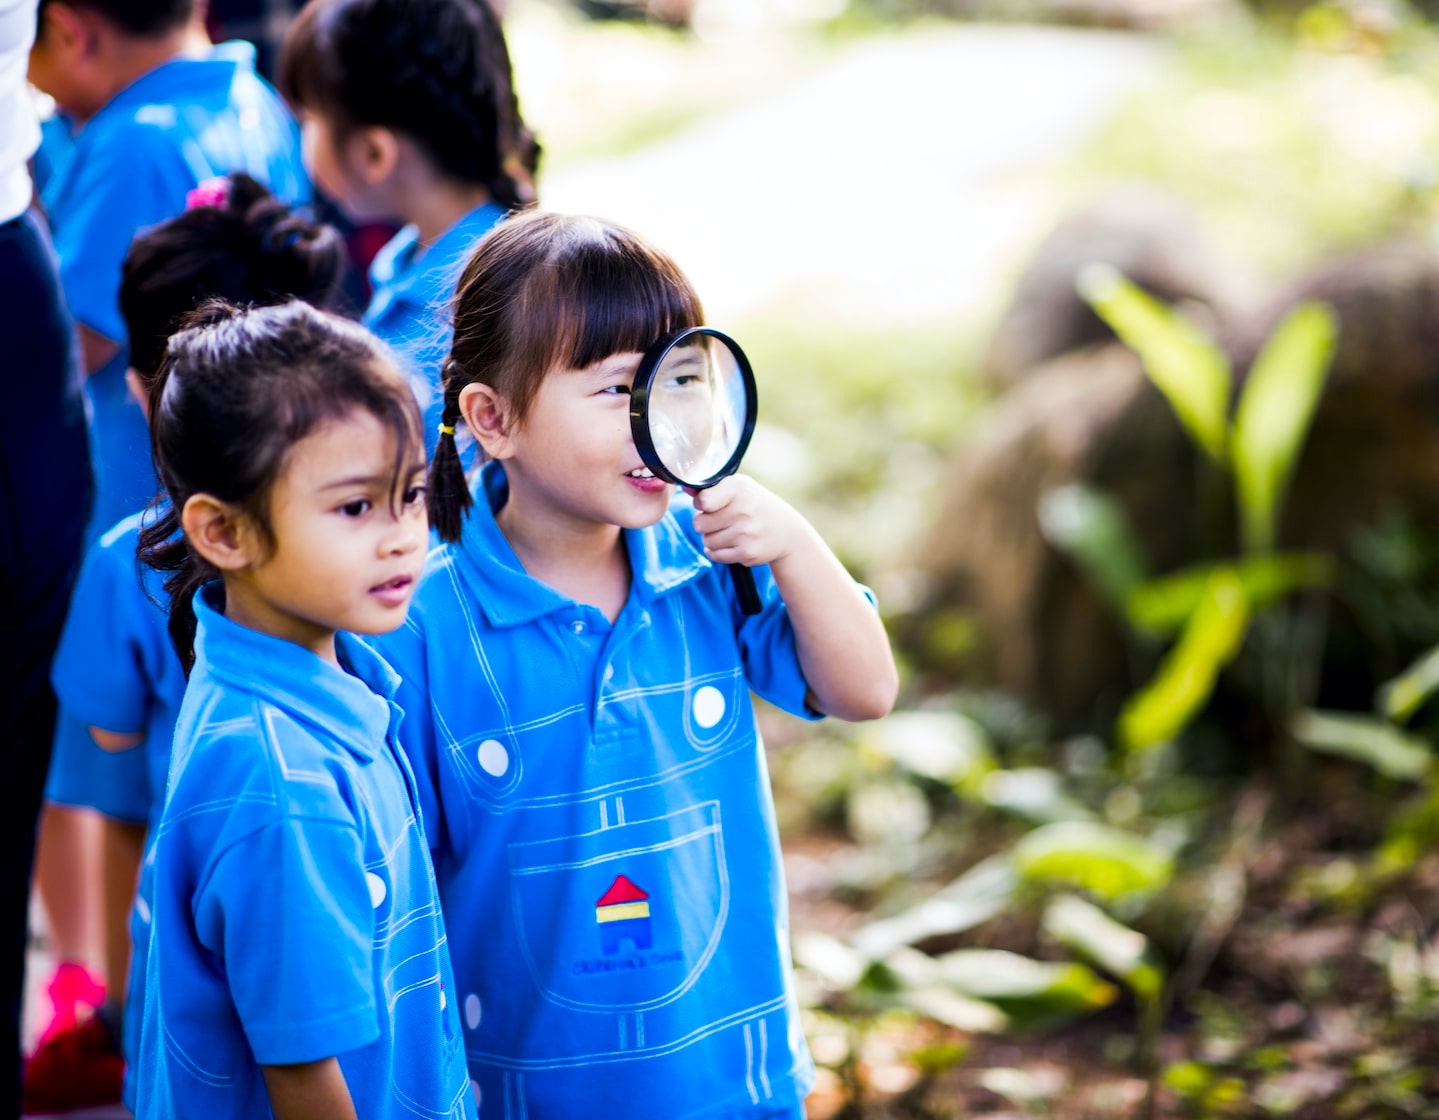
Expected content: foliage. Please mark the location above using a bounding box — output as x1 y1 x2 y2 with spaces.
1064 269 1338 753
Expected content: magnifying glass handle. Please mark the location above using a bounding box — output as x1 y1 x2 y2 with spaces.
730 563 762 616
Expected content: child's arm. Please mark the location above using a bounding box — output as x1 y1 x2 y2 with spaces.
691 476 898 722
89 727 144 751
262 1058 360 1120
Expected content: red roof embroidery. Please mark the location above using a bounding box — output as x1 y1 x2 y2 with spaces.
596 875 649 907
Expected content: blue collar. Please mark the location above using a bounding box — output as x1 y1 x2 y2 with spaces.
454 462 712 629
366 200 507 311
92 41 259 125
191 583 398 762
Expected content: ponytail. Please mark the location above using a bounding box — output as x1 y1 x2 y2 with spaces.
137 500 216 676
428 361 473 543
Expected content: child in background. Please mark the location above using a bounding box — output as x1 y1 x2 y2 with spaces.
134 300 474 1119
278 0 539 456
23 173 347 1114
28 0 309 536
377 211 899 1118
26 4 308 1043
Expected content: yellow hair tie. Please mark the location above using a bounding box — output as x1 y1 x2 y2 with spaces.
438 423 456 437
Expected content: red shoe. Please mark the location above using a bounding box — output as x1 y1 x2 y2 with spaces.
36 961 106 1045
22 1013 124 1114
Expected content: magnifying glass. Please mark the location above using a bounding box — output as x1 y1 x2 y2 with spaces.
630 327 761 615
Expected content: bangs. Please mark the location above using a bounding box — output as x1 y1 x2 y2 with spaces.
513 219 704 391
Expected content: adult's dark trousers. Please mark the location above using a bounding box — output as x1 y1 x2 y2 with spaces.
0 206 93 1113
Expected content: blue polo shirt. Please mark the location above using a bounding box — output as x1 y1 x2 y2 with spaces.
41 41 308 538
46 508 189 1108
363 201 506 458
135 587 475 1120
47 509 185 825
375 463 820 1120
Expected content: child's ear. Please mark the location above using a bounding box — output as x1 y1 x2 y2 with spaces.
125 367 151 422
181 494 263 573
37 2 88 54
350 126 401 187
459 382 515 460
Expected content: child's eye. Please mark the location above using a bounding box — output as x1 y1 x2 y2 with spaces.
600 384 632 397
338 499 371 518
402 485 426 507
663 374 702 389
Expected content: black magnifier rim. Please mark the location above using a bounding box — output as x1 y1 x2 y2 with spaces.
629 326 758 489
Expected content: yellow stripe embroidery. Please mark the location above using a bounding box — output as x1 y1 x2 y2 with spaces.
595 901 651 923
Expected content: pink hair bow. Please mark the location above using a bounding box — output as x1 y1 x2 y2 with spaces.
185 176 230 211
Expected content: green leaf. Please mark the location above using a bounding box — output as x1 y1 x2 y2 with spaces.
1127 552 1333 636
1231 302 1338 552
980 768 1095 825
1290 710 1434 782
1038 484 1149 611
930 948 1118 1028
1120 568 1250 751
1013 821 1175 901
850 854 1018 959
1378 643 1439 724
1078 263 1232 463
1042 894 1165 1001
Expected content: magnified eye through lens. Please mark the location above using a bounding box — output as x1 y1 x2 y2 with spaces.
647 335 747 484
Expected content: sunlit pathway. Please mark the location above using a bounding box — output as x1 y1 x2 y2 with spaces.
544 23 1163 328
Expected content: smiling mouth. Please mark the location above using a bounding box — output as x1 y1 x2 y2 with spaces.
626 467 656 479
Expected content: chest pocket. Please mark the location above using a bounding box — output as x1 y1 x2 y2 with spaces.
506 801 727 1013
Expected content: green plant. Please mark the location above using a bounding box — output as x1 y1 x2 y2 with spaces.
1059 267 1339 754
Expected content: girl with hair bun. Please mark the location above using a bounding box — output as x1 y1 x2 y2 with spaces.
133 299 472 1119
279 0 539 456
28 173 347 1114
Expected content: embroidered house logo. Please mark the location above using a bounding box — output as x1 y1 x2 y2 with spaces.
596 875 651 956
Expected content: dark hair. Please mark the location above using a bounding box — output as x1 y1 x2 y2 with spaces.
120 173 345 388
138 300 423 673
278 0 539 210
38 0 193 36
429 211 703 542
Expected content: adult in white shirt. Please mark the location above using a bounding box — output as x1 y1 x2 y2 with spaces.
0 1 93 1109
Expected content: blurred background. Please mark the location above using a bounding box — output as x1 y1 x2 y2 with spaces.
501 0 1439 1115
33 0 1439 1114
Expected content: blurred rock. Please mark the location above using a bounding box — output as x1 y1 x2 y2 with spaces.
983 185 1241 392
905 230 1439 728
1240 239 1439 553
901 343 1200 726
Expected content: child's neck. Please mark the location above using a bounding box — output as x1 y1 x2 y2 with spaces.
96 29 196 110
389 161 494 249
221 575 340 668
496 502 630 624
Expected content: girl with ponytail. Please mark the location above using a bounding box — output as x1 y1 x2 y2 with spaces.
34 173 346 1113
132 299 473 1119
376 211 898 1119
278 0 540 456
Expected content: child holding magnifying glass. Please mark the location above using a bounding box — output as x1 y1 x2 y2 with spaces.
378 210 898 1119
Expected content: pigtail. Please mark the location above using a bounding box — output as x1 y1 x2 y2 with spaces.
428 363 473 543
137 500 216 676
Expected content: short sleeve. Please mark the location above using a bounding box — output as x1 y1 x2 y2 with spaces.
45 708 151 823
373 615 446 857
50 133 190 344
733 562 826 722
193 818 380 1066
51 532 155 734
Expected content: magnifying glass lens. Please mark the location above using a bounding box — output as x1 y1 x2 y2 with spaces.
647 335 748 486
